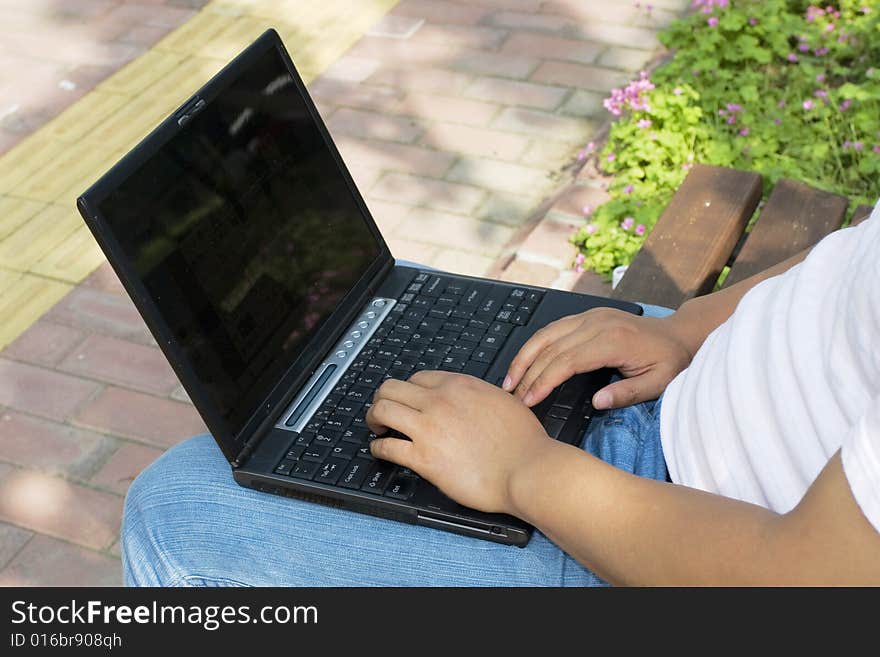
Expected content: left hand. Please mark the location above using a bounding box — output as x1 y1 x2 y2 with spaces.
366 371 554 515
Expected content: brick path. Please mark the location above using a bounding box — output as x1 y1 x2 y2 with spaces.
0 0 688 585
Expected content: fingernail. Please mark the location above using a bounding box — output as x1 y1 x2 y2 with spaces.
502 375 513 391
593 390 612 410
522 390 534 405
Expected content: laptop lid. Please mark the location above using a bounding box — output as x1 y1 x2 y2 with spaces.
77 30 393 462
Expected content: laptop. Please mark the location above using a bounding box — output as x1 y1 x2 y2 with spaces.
77 29 642 547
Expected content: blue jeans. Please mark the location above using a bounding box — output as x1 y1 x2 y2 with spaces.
122 303 673 587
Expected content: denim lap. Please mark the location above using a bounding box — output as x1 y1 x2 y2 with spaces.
121 302 673 587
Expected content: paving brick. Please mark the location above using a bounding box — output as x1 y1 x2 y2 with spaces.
44 287 154 346
491 107 594 142
446 157 553 195
462 77 568 111
31 224 107 284
567 269 613 296
550 182 611 219
81 261 126 295
452 51 539 80
498 257 559 287
116 23 174 47
308 78 404 113
364 198 417 235
420 122 529 161
385 237 438 265
367 68 473 94
517 217 581 266
346 161 385 192
0 534 121 586
531 61 630 92
431 250 494 277
58 334 180 395
319 56 382 83
0 411 114 480
577 23 661 49
485 10 575 33
0 521 32 570
396 92 499 127
335 137 457 179
0 467 123 550
521 139 578 169
468 0 544 9
501 32 602 65
0 274 72 350
327 107 425 144
392 208 515 255
392 0 492 26
91 441 164 495
74 386 207 448
369 172 486 215
474 191 545 227
0 204 82 272
412 24 508 50
598 46 659 72
0 359 100 422
366 14 426 39
347 36 453 67
560 89 605 118
3 320 86 368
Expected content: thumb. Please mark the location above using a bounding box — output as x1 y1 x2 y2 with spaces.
592 370 667 410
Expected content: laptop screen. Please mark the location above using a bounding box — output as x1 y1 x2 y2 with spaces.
97 46 383 439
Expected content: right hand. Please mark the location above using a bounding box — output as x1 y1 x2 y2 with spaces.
502 307 695 410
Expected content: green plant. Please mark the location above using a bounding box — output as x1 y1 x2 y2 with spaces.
572 0 880 279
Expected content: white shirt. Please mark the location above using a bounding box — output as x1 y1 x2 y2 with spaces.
660 201 880 533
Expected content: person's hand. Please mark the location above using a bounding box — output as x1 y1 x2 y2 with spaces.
366 371 555 515
503 307 694 410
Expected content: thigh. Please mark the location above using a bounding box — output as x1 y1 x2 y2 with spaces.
122 435 604 587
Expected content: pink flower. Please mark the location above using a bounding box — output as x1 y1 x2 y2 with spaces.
635 224 646 236
575 265 585 273
575 253 586 265
621 217 635 231
787 53 799 63
854 141 864 151
816 73 825 82
585 223 598 235
726 103 742 113
873 145 880 154
774 118 782 125
839 99 852 111
582 205 593 216
815 47 829 56
825 23 835 33
748 17 758 26
586 141 596 152
798 43 810 52
727 116 736 125
607 153 616 162
637 118 652 129
863 6 872 14
707 16 719 27
603 71 655 116
739 127 750 136
673 87 683 95
803 100 814 110
777 99 786 108
814 89 828 100
623 184 634 195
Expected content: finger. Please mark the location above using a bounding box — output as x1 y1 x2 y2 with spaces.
366 397 422 436
373 378 433 411
592 369 669 410
407 369 450 388
369 437 418 469
503 316 580 391
514 328 598 403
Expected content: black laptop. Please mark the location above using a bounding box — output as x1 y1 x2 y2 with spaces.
77 30 641 547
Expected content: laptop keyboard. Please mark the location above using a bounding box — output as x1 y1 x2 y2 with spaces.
272 271 544 500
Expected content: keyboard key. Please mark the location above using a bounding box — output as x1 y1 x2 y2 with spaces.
323 417 347 431
275 460 296 475
471 348 498 364
451 344 475 358
290 461 319 480
394 319 417 333
411 297 433 309
459 329 484 343
364 362 389 376
346 386 372 402
422 275 447 297
385 475 418 501
339 459 373 489
324 393 343 407
357 372 381 388
440 355 466 370
407 283 423 294
405 309 427 322
356 444 375 460
315 458 347 485
305 443 333 460
414 272 430 284
334 401 362 417
330 442 359 460
463 361 489 378
450 307 474 320
525 290 544 304
548 405 570 420
502 302 518 313
435 296 457 307
481 334 503 349
461 282 490 307
424 345 451 357
294 432 314 447
511 312 528 326
495 309 513 323
361 461 397 494
342 427 370 444
442 320 466 333
487 322 512 337
468 319 490 330
434 331 458 345
428 307 452 319
542 416 565 439
509 288 526 300
517 303 535 315
445 282 465 295
285 445 306 461
555 384 580 409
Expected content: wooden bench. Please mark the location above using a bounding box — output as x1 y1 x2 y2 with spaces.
611 164 874 309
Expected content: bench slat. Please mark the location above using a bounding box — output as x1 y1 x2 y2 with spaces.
613 164 762 308
851 204 874 226
722 179 848 288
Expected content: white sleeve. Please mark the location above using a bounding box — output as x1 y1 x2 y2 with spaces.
841 397 880 534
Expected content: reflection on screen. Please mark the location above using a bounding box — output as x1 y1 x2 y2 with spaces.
100 47 382 438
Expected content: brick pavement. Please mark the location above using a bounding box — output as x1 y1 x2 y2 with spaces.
0 0 689 585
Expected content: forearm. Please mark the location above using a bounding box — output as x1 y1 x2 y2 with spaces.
509 439 785 586
668 249 809 357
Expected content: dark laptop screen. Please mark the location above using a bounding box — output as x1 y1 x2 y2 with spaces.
98 46 383 438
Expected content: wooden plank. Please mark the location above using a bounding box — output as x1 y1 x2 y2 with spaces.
612 164 762 308
723 179 848 288
850 204 874 227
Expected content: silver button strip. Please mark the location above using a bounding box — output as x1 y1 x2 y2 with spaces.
275 297 395 433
